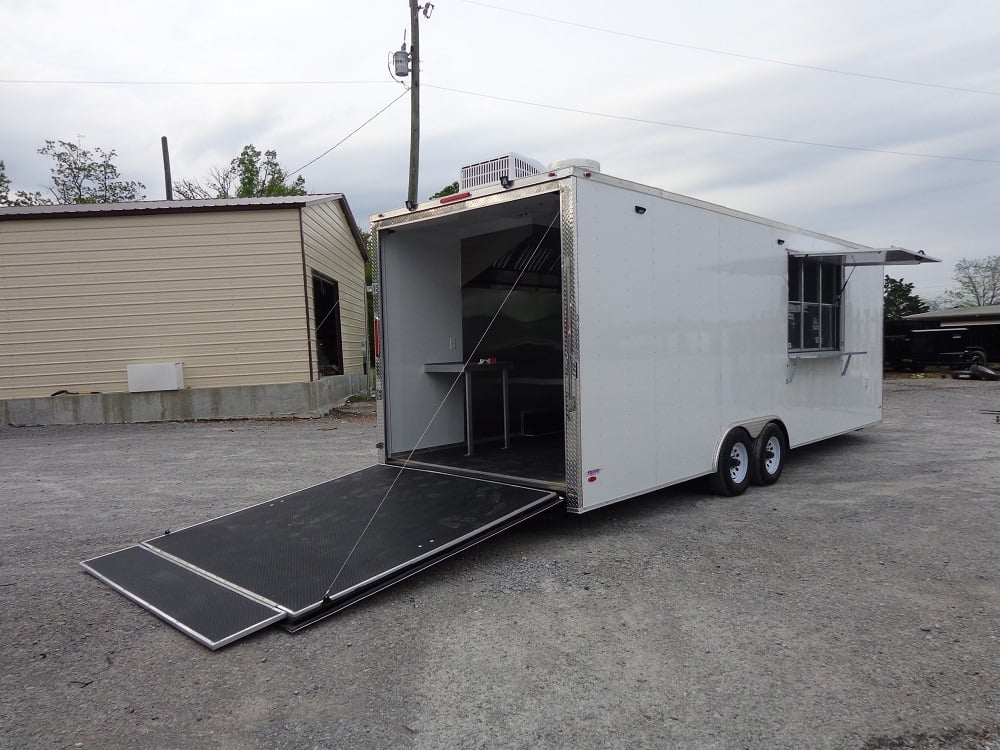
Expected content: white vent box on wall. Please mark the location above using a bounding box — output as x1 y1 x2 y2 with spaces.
127 362 185 393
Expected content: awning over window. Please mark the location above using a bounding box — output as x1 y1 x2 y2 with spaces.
788 246 940 266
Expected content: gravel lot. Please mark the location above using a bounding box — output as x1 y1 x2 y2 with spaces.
1 381 998 750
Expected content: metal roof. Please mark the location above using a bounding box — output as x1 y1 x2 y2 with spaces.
905 304 1000 322
0 194 344 218
0 193 367 261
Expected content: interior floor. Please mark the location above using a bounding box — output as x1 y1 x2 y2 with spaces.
390 433 566 491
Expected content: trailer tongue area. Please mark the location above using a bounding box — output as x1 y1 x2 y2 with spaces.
82 465 559 649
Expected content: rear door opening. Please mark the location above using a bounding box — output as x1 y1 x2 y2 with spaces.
377 190 567 492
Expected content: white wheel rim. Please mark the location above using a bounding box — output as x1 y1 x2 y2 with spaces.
763 436 781 475
729 442 749 484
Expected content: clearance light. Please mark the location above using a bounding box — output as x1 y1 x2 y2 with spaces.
440 192 472 204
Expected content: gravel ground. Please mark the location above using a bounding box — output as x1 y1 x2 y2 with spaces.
1 383 998 750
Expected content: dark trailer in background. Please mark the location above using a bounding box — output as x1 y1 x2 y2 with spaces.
884 325 991 372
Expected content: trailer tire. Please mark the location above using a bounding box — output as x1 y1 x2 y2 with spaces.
751 423 785 486
709 428 752 496
968 350 988 367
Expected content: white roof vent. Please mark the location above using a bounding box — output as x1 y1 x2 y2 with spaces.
547 158 601 172
459 153 544 191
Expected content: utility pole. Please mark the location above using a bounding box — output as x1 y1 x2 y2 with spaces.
406 0 421 209
393 1 433 209
161 136 173 200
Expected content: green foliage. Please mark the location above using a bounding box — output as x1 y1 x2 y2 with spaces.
429 181 459 199
940 256 1000 307
883 276 929 320
0 159 51 206
38 139 145 204
174 145 305 199
232 145 306 197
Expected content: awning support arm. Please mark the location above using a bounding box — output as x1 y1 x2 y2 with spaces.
786 351 867 384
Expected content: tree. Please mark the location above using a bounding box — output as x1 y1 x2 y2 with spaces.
173 164 236 200
940 256 1000 307
883 275 929 321
174 144 305 199
37 139 145 204
0 159 50 206
0 160 10 200
430 181 459 199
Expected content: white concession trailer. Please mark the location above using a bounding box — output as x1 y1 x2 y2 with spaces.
83 156 937 648
372 155 937 510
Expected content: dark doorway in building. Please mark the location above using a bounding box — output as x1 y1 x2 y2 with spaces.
313 272 343 376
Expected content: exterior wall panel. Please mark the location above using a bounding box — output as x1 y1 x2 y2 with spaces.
300 201 367 377
0 210 312 399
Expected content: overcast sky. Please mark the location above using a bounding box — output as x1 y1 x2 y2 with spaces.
3 0 999 301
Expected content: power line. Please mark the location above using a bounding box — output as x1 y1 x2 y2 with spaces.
0 79 395 86
458 0 1000 98
286 88 410 177
424 83 1000 164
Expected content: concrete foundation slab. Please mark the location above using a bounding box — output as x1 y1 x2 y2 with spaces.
1 372 368 426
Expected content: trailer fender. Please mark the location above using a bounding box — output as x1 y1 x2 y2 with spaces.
716 416 783 445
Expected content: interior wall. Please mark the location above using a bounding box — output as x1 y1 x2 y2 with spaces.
380 229 464 454
462 287 563 437
460 220 565 438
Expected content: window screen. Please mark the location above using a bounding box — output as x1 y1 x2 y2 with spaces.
788 257 841 351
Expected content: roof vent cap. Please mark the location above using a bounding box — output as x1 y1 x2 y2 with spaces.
547 158 601 172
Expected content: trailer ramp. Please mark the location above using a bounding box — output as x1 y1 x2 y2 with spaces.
82 465 559 649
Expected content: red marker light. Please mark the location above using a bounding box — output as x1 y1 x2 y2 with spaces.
374 318 381 359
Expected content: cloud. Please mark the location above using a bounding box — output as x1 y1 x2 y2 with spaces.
3 0 999 302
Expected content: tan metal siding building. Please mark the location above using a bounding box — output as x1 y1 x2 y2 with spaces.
0 195 367 420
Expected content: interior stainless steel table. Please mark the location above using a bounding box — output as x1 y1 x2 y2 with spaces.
424 361 511 455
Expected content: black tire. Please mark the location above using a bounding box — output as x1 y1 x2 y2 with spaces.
970 363 999 381
709 428 752 496
968 350 988 367
751 423 786 486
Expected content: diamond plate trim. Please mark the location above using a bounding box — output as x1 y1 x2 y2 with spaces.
370 229 387 461
372 181 561 229
559 181 582 510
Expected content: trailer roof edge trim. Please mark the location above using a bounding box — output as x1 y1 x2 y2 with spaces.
788 246 940 266
371 167 926 260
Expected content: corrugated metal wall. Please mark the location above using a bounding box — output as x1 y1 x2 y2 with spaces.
0 208 318 399
301 201 367 377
